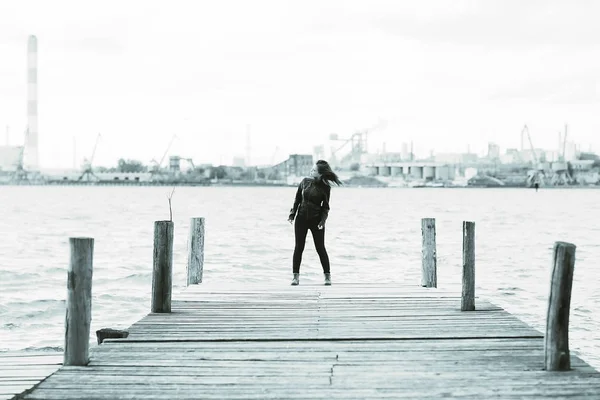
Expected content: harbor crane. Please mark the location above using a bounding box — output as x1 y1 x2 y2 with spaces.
329 119 387 167
150 134 177 181
550 124 573 186
329 132 367 167
522 125 546 187
182 157 209 179
78 133 101 181
183 157 205 175
184 158 195 170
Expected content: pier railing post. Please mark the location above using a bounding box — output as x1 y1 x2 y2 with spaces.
187 217 205 285
545 241 576 371
461 221 475 311
421 218 437 288
64 237 94 366
152 220 174 313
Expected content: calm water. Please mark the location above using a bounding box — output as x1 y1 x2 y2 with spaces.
0 186 599 368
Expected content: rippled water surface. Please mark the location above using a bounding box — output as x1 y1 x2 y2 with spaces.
1 186 599 368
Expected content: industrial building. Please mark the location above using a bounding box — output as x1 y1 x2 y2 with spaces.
258 154 313 184
365 162 456 182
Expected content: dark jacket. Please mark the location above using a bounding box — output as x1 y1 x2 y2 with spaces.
289 177 331 225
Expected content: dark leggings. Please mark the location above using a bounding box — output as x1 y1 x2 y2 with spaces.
293 217 330 274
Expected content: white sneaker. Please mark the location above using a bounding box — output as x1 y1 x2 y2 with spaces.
291 273 299 286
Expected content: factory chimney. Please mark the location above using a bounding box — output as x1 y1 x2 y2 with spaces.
26 35 39 170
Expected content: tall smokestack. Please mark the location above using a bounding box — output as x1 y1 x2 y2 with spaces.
26 35 39 170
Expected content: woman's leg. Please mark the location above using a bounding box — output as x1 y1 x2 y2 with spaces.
293 218 309 273
310 223 331 274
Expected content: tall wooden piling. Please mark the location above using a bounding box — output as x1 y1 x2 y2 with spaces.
421 218 437 287
187 217 205 285
545 241 576 371
64 237 94 366
461 221 475 311
152 220 174 313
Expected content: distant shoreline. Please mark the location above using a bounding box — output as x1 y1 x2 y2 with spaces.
0 181 598 189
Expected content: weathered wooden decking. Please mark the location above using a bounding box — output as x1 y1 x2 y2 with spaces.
12 283 600 399
0 353 61 400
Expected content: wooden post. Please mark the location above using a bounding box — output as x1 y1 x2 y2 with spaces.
461 221 475 311
187 217 205 285
152 220 174 313
64 237 94 366
545 241 576 371
421 218 437 288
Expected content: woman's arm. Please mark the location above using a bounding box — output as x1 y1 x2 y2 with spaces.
288 179 305 221
319 184 331 227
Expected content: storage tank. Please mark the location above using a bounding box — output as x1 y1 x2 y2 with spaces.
366 166 379 176
391 166 403 176
448 166 456 180
435 166 450 181
410 166 423 179
423 166 435 180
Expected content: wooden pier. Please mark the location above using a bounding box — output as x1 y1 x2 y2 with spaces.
7 219 600 399
10 282 600 399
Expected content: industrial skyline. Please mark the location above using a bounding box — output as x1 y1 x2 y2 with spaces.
1 2 600 169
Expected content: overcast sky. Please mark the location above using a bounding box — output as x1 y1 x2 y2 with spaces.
0 0 599 168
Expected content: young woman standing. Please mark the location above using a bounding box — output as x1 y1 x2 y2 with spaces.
287 160 342 286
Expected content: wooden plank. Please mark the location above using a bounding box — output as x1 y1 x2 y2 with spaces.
0 356 61 367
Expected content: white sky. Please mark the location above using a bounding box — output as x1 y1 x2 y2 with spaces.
0 0 599 168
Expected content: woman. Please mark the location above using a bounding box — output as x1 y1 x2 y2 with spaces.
287 160 342 286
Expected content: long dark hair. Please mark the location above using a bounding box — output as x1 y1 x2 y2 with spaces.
315 160 342 186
